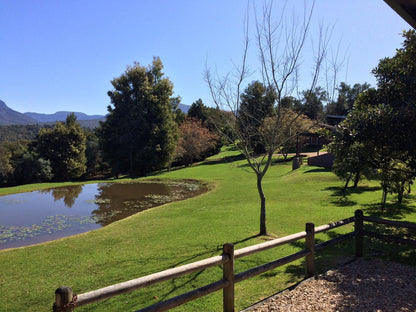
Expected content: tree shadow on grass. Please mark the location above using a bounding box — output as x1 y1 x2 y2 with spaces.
303 168 331 174
199 153 247 166
324 185 382 208
271 157 293 165
325 185 381 196
156 234 260 302
361 198 416 220
261 231 355 283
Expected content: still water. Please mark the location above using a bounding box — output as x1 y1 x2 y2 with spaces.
0 180 207 249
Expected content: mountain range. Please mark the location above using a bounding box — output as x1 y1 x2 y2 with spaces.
0 100 190 128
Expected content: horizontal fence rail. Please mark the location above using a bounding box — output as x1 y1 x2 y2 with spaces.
362 214 416 247
53 210 416 312
75 254 229 308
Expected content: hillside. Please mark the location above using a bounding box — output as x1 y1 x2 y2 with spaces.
0 99 190 128
0 100 38 125
24 111 105 122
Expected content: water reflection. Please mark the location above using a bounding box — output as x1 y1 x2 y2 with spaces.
39 185 83 208
0 180 207 249
92 182 172 226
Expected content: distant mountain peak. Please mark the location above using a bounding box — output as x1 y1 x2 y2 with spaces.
0 99 106 127
24 111 105 122
0 99 38 125
0 99 190 127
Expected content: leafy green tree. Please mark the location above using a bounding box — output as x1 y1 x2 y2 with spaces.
37 113 87 181
85 131 102 178
372 30 416 163
366 30 416 204
0 140 53 185
0 124 44 143
188 99 233 146
331 85 414 205
378 158 413 206
98 57 179 176
280 96 302 111
327 82 370 116
0 143 13 184
237 81 277 154
13 153 53 185
299 87 327 121
329 116 375 191
188 99 208 122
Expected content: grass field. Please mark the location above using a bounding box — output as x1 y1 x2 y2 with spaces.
1 146 416 311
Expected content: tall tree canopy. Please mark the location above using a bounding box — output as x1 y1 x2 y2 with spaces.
299 87 327 121
37 113 86 181
326 82 370 116
188 99 208 123
237 81 277 154
99 57 179 176
330 30 416 206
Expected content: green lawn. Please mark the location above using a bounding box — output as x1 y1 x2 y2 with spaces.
1 146 416 311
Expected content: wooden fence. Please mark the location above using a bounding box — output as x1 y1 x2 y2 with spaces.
52 209 416 312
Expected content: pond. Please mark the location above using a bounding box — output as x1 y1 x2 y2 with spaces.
0 180 207 250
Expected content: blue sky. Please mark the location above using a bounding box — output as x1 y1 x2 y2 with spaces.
0 0 411 115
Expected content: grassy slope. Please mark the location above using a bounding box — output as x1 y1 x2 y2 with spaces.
1 147 416 311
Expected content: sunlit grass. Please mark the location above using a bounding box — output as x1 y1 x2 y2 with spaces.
1 146 415 311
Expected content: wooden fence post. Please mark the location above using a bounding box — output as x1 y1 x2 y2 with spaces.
355 209 364 258
53 286 76 312
305 222 315 278
222 243 235 312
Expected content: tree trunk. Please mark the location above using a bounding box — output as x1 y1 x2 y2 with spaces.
398 183 404 204
129 145 134 174
353 172 360 188
381 189 387 209
257 173 267 236
343 173 352 191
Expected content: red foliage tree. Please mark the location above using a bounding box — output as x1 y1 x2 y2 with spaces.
175 118 218 166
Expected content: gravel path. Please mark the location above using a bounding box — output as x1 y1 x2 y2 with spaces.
243 258 416 312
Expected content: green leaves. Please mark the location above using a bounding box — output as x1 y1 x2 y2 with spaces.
99 57 179 176
37 113 87 181
331 30 416 204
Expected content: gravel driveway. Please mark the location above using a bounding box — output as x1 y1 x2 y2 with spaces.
242 258 416 312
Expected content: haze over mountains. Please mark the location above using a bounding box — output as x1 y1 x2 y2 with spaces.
0 100 190 128
0 99 105 127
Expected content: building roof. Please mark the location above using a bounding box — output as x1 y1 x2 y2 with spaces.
384 0 416 29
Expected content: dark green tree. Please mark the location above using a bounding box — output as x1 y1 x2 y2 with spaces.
299 87 327 121
329 90 379 190
326 82 370 116
98 57 179 176
0 142 13 184
85 131 103 178
37 113 87 181
331 86 415 206
188 99 208 122
237 81 277 154
188 99 233 145
372 30 416 162
280 96 302 111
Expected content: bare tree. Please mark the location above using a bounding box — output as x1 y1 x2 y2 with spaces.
205 1 336 235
